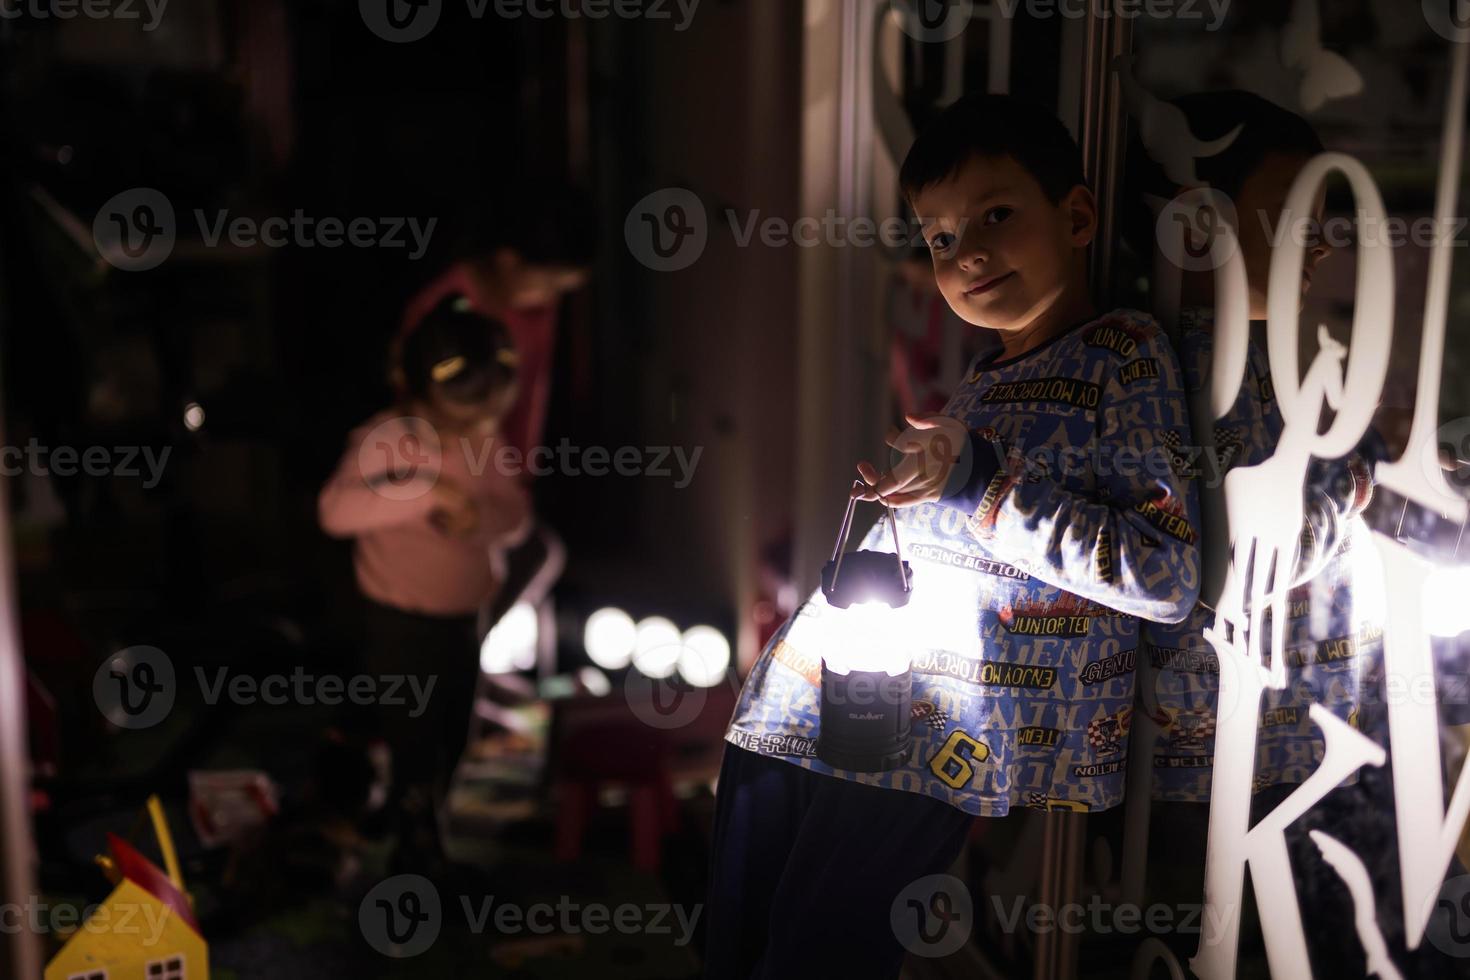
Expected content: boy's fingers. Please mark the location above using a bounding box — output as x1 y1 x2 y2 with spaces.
885 489 937 507
905 413 942 429
873 460 925 499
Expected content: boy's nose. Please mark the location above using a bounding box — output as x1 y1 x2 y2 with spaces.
957 242 989 270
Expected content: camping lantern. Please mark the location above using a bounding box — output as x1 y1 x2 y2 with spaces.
815 481 915 772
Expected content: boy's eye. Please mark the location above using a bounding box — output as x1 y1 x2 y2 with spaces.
984 206 1014 226
928 232 957 253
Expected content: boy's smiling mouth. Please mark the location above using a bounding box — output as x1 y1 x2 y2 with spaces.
965 271 1015 296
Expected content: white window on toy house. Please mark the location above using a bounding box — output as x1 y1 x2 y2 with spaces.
66 971 106 980
146 956 185 980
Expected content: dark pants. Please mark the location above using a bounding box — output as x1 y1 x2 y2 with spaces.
359 598 480 810
704 745 974 979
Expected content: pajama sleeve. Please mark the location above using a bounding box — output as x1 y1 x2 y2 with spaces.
950 333 1201 624
1238 349 1376 589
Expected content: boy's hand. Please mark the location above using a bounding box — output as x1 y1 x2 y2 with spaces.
852 413 971 507
428 480 480 537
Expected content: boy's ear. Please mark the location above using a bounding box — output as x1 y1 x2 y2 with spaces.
1065 185 1098 247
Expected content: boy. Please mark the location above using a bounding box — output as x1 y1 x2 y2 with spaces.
706 95 1201 978
319 295 532 872
1125 91 1376 804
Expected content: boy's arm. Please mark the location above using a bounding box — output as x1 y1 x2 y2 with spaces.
940 333 1201 624
1236 351 1375 590
318 421 439 538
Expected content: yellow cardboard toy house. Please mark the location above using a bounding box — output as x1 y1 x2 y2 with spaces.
45 796 208 980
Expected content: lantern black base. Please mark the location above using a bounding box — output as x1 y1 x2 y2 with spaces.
816 663 913 773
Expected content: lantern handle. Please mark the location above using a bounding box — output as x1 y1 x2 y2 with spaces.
828 479 911 593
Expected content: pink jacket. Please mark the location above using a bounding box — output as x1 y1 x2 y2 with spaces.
319 411 532 616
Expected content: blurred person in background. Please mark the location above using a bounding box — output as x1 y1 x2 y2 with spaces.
318 294 532 875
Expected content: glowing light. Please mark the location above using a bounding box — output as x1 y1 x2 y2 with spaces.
584 607 636 670
1424 565 1470 638
481 602 537 674
1347 522 1387 627
677 625 730 687
183 402 205 431
578 666 611 697
632 616 681 678
823 599 912 676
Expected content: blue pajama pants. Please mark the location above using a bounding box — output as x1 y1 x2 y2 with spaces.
703 744 975 979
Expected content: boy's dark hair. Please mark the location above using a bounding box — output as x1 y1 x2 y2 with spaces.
1166 91 1324 202
400 294 518 404
1120 90 1323 260
899 94 1088 206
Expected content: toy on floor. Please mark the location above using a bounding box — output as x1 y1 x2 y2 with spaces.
45 795 208 980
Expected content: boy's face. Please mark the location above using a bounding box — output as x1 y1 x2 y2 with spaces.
1235 151 1330 320
913 154 1095 333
